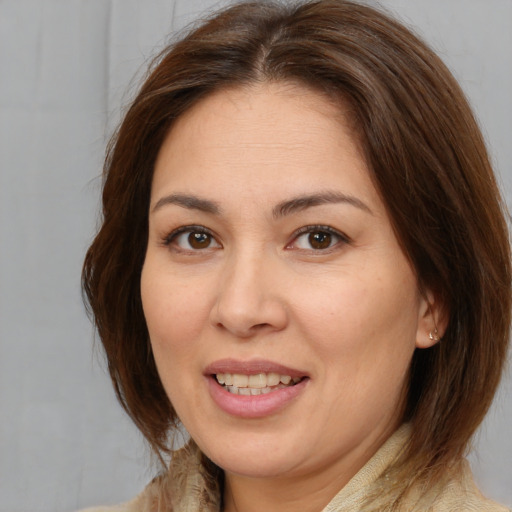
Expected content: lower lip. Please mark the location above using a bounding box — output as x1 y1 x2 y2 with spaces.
207 376 308 419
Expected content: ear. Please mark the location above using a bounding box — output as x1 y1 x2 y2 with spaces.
415 288 449 349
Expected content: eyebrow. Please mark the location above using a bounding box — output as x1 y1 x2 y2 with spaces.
151 191 372 217
152 194 221 215
272 191 372 218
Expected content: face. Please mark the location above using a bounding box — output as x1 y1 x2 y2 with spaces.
141 83 435 485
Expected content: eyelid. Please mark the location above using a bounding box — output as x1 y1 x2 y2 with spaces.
286 225 351 250
162 225 221 250
161 224 349 252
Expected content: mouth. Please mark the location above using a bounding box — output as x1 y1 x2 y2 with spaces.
205 359 309 418
214 372 304 396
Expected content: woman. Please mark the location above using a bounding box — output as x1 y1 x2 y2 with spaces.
81 0 511 510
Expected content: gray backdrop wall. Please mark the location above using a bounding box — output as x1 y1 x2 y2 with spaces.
1 1 511 511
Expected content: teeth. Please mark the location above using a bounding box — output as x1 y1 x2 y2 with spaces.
215 372 302 393
227 384 290 395
280 375 292 385
248 374 267 388
267 372 280 386
233 374 249 387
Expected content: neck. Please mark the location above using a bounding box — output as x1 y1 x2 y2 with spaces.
223 472 345 512
221 432 389 512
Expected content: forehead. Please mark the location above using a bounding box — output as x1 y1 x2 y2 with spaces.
151 82 378 211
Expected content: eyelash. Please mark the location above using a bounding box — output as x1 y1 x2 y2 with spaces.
162 225 221 252
288 225 351 252
162 224 350 253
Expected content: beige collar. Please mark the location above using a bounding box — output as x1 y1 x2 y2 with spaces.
137 425 410 512
84 424 508 512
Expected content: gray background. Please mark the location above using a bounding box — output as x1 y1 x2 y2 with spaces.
0 1 511 511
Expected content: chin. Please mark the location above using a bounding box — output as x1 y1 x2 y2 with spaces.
210 448 300 479
192 428 307 478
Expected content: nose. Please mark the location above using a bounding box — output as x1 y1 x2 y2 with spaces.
209 251 289 338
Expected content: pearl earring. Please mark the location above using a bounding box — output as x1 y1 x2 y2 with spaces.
429 328 440 342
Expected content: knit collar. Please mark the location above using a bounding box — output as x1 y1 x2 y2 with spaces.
134 425 410 512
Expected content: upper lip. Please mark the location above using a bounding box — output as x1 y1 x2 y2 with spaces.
204 358 308 378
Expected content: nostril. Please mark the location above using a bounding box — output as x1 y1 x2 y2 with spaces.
253 323 271 329
214 320 273 338
210 292 288 337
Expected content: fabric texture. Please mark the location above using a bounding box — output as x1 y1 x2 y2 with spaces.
79 426 510 512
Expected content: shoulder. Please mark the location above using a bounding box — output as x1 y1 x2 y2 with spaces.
75 441 221 512
75 478 162 512
417 460 510 512
77 502 135 512
78 508 127 512
76 495 142 512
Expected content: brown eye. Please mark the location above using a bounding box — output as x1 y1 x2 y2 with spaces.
167 227 221 251
308 232 332 250
188 232 212 249
290 226 349 251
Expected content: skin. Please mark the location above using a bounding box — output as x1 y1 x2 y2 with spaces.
141 82 441 512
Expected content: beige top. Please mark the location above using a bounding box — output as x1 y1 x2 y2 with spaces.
80 426 510 512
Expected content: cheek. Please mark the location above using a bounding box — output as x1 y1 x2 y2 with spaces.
292 266 420 366
141 264 210 355
141 267 210 415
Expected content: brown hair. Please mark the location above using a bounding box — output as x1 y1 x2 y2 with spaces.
82 0 511 502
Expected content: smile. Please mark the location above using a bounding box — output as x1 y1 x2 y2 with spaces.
215 372 303 395
205 360 309 418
